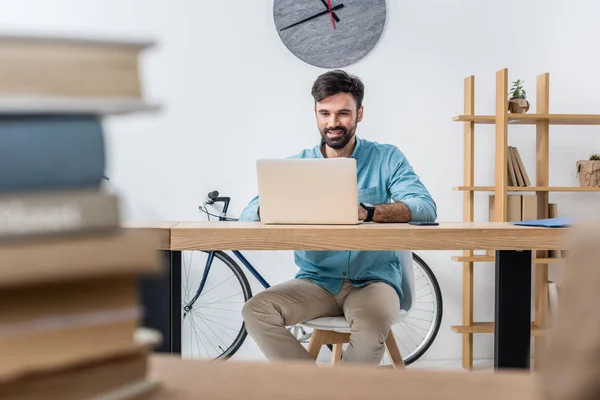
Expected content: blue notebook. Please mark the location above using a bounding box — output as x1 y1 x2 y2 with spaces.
512 216 577 228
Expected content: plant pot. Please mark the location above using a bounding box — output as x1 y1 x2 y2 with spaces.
576 160 600 187
508 97 530 113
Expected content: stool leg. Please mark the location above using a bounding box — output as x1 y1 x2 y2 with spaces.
385 333 405 369
307 329 325 360
331 344 343 366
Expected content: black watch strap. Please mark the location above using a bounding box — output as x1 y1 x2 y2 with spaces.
361 202 375 222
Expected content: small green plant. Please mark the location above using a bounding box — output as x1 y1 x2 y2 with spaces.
589 154 600 160
509 79 527 99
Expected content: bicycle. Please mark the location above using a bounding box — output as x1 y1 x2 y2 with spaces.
181 190 443 366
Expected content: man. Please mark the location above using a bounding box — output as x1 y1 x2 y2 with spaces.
239 70 436 365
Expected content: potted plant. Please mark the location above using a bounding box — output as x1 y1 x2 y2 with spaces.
576 154 600 187
508 79 530 113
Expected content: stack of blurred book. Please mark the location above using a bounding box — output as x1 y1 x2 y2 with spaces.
0 32 163 399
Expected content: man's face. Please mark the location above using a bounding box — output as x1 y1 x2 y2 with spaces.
315 92 363 150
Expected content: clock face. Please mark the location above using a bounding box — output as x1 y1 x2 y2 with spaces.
273 0 386 68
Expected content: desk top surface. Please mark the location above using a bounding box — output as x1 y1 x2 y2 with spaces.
164 221 568 250
171 221 562 230
145 354 536 400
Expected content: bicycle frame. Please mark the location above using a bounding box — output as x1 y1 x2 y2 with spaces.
184 205 270 311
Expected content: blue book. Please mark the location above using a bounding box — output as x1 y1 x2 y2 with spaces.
512 216 577 228
0 116 105 192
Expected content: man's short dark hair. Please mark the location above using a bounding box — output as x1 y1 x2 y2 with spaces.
311 70 365 110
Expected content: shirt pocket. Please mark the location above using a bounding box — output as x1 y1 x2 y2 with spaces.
358 187 380 204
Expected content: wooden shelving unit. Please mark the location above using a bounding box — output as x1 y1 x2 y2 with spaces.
451 68 600 370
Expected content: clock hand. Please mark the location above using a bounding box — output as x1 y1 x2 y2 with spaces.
279 3 344 32
326 0 336 29
319 0 339 22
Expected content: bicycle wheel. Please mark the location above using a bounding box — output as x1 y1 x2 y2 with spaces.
384 252 443 365
181 250 252 360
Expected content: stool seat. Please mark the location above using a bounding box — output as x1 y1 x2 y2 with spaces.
300 311 407 333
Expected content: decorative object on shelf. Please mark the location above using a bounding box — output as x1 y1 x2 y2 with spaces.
508 79 530 113
576 154 600 187
272 0 386 68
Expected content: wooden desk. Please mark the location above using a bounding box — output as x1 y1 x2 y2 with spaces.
138 221 570 370
145 354 537 399
170 221 566 250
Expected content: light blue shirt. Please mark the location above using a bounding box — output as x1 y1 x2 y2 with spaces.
239 136 437 303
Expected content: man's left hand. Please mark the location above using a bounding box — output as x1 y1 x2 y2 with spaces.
358 204 368 221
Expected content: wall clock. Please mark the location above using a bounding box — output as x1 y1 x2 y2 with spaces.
273 0 386 68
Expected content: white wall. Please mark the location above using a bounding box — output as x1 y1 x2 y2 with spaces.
3 0 600 361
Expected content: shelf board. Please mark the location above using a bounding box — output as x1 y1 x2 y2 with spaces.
451 255 495 262
451 322 545 336
453 113 600 125
453 186 600 192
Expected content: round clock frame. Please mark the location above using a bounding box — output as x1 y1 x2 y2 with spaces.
273 0 387 68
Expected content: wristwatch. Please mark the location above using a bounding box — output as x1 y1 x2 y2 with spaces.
360 202 375 222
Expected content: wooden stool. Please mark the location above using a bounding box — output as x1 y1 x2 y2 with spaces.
305 322 405 368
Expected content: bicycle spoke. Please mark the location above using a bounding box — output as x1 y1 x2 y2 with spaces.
182 250 251 360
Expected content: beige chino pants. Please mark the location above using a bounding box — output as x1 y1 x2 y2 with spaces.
241 278 400 365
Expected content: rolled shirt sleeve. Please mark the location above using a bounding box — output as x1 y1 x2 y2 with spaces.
238 195 260 221
386 147 437 222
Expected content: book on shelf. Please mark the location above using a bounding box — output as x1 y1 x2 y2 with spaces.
506 145 531 187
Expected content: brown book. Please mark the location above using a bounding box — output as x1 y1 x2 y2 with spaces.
521 195 538 220
0 229 163 289
0 33 153 99
0 189 120 242
512 147 531 186
0 276 141 376
0 334 161 400
507 147 518 187
509 147 526 186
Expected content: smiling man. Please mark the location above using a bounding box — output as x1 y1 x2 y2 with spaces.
239 69 437 365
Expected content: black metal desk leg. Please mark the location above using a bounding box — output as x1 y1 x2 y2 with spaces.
170 250 182 354
494 249 532 369
139 250 181 354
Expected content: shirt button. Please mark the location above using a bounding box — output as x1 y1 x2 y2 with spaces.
342 272 347 275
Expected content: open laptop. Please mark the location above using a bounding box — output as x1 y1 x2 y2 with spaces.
256 158 360 225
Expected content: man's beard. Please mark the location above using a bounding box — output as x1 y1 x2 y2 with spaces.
320 125 355 150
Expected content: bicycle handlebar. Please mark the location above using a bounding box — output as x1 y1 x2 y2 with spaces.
204 190 231 214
